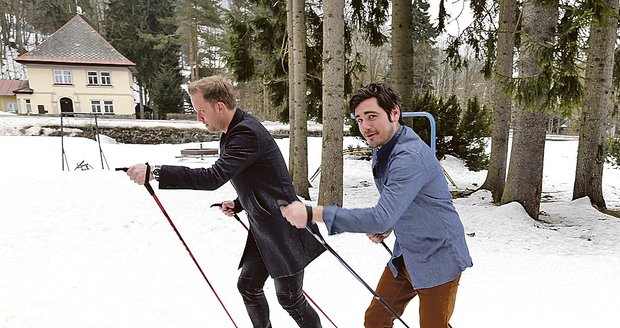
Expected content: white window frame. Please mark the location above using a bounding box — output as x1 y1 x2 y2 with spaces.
103 100 114 113
5 102 18 113
100 71 112 85
53 69 72 84
91 100 102 113
87 71 112 86
24 99 32 114
87 71 99 85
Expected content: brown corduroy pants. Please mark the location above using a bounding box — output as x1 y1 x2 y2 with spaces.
364 257 460 328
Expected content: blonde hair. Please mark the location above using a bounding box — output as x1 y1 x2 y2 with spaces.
188 76 237 110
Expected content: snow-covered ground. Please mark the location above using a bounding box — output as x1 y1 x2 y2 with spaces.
1 114 619 327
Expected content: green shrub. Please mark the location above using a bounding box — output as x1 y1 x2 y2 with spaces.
456 97 491 171
606 136 620 167
411 92 490 171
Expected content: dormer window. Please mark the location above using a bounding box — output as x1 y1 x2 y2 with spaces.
53 69 72 85
87 71 112 86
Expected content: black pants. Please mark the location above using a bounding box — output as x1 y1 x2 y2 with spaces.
237 244 322 328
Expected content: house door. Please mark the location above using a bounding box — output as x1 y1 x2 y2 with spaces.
60 97 74 113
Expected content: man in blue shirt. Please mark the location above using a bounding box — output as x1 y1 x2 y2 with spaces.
280 82 473 328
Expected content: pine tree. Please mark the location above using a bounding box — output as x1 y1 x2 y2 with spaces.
151 48 184 118
318 0 345 206
480 0 517 203
411 0 439 96
457 96 491 171
436 95 461 159
291 0 310 199
33 0 74 34
391 0 414 111
573 0 619 209
105 0 182 118
175 0 224 82
502 0 560 219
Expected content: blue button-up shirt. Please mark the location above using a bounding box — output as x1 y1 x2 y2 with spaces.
323 125 472 288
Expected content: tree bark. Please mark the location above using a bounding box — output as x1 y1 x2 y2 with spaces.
291 0 310 199
480 0 517 203
286 0 296 178
573 0 618 209
391 0 414 111
501 0 558 219
318 0 344 206
188 14 199 82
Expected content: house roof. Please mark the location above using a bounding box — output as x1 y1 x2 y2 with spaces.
0 80 26 96
16 14 135 67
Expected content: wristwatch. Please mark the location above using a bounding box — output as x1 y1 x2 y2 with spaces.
152 165 161 181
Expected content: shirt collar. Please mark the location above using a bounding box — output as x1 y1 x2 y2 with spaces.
376 125 404 158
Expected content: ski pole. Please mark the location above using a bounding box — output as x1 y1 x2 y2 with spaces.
116 166 238 328
210 203 339 328
381 241 393 256
277 200 410 328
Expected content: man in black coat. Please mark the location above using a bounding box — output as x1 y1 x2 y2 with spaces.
126 76 325 328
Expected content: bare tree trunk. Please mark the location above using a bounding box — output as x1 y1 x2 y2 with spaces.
351 31 389 86
480 0 517 203
286 0 297 178
262 80 271 120
139 85 145 119
391 0 414 111
0 44 4 79
292 0 310 199
501 0 558 219
0 8 5 77
188 15 199 82
318 0 344 206
434 55 452 99
87 0 106 31
13 0 29 55
573 0 618 209
0 2 13 45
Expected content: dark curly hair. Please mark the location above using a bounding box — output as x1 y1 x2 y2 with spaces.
349 82 403 124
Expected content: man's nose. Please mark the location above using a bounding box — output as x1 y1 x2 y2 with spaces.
360 120 372 131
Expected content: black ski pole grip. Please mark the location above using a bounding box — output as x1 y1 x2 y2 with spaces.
305 205 313 227
115 167 128 172
144 162 151 183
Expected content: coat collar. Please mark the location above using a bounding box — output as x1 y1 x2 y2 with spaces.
225 108 244 134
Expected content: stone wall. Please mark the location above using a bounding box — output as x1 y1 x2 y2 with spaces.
38 123 328 144
46 125 220 144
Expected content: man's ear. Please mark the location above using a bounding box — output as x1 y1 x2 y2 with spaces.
216 101 225 112
391 106 400 120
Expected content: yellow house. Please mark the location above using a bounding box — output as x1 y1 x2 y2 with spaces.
0 80 24 113
15 14 135 116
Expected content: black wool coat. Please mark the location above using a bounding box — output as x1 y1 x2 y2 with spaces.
158 109 324 278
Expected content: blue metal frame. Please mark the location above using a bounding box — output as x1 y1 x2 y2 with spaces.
402 112 436 154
